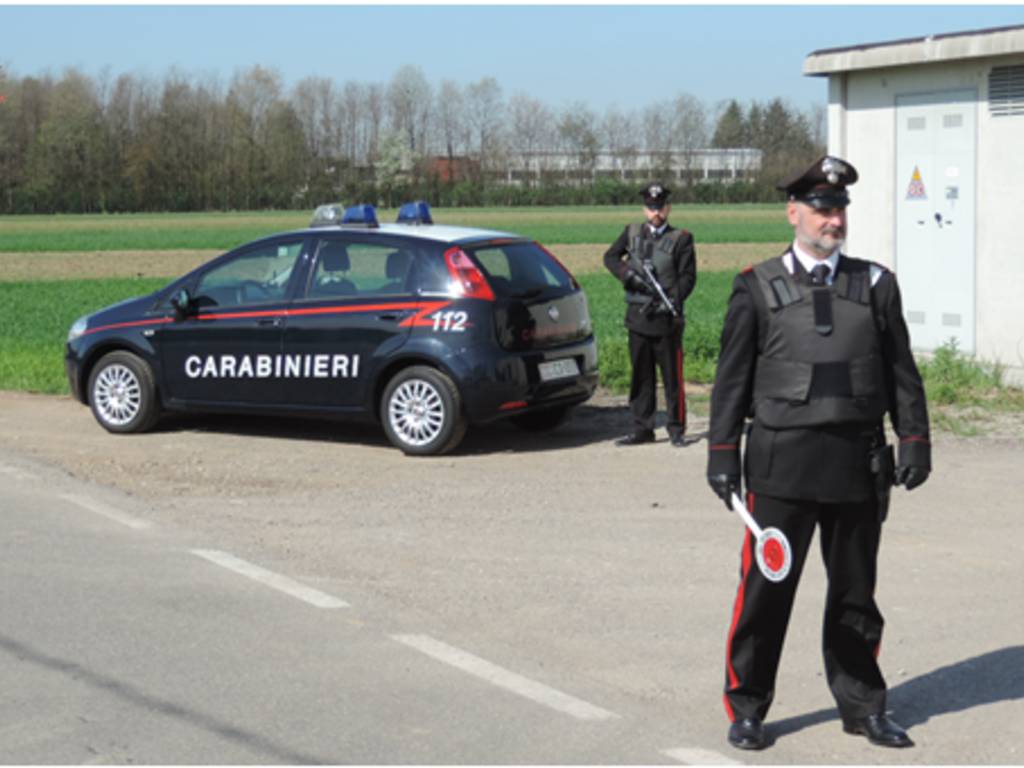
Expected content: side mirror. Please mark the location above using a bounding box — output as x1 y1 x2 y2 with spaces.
170 288 193 318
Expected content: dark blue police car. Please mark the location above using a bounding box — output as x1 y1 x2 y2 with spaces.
65 203 599 455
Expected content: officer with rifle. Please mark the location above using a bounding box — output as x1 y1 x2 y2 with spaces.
706 156 931 751
604 182 698 447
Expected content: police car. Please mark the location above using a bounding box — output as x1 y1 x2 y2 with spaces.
65 202 599 455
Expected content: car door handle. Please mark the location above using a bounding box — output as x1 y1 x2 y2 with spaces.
377 313 402 321
257 317 283 328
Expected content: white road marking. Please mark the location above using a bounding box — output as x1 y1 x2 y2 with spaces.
190 549 349 608
0 463 36 481
59 493 152 530
662 747 741 765
391 633 619 721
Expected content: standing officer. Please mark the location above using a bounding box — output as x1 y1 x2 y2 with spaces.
706 156 931 751
604 182 697 447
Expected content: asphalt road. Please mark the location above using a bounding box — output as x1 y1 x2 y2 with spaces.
1 391 1022 764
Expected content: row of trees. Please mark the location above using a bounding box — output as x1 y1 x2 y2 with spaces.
0 64 824 213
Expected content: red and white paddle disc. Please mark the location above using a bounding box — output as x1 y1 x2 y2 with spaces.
730 493 793 583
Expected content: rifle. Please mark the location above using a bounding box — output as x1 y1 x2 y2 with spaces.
639 259 679 319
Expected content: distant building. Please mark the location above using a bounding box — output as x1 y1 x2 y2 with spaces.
805 24 1024 384
496 148 762 186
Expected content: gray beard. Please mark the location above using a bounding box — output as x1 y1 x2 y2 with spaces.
799 232 845 258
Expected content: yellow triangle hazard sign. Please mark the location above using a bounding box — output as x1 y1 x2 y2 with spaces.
906 165 927 200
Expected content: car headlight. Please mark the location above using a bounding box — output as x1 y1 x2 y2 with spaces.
67 316 88 342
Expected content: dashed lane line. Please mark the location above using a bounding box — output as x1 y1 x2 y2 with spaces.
190 549 349 609
58 493 153 531
391 633 619 722
662 747 742 765
0 463 37 481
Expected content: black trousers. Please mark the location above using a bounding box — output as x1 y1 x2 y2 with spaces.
723 493 886 723
627 329 685 436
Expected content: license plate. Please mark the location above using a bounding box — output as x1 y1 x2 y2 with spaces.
538 358 580 381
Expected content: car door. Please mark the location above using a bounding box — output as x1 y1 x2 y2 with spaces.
281 235 419 410
157 237 308 406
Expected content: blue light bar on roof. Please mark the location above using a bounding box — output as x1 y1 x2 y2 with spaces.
342 204 379 228
397 200 433 225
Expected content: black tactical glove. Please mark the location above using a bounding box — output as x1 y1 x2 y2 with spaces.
625 270 652 294
707 474 741 511
894 465 929 491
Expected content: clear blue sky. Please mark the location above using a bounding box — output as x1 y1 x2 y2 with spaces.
2 5 1023 113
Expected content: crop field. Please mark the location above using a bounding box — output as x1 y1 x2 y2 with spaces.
1 204 790 251
0 206 787 396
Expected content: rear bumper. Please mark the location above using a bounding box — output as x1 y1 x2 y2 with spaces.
455 337 599 424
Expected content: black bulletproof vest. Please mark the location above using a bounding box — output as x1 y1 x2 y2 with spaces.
750 254 888 429
626 223 684 298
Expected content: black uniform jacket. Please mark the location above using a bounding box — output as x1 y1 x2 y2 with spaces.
603 223 697 336
708 252 931 503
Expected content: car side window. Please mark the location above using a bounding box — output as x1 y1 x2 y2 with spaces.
195 240 304 308
308 239 414 298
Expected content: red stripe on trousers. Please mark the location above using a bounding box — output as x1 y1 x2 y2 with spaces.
723 492 755 722
677 345 686 425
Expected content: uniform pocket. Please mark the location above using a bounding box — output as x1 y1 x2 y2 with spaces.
744 423 776 481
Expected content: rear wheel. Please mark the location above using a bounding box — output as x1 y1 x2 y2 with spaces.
88 351 160 433
381 366 466 455
510 405 573 432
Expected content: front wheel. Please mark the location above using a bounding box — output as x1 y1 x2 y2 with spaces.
87 350 160 433
381 366 466 455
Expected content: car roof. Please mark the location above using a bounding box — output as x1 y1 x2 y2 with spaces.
283 222 525 245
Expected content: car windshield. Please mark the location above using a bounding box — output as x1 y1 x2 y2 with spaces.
467 241 574 298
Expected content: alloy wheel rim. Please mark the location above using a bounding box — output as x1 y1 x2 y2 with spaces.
388 379 445 446
94 363 142 426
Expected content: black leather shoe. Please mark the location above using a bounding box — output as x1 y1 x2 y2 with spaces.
670 433 702 447
727 717 769 750
842 713 914 748
615 431 655 446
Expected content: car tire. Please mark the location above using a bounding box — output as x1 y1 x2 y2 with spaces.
510 405 573 432
87 350 160 434
381 365 466 456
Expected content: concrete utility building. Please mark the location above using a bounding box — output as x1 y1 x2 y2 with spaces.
805 24 1024 385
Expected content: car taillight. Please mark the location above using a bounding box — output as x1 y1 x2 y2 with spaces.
444 247 495 301
535 242 580 290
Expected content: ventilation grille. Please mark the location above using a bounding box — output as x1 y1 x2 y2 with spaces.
989 65 1024 116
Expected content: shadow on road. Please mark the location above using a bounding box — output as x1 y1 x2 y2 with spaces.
154 401 692 455
0 633 333 764
768 645 1024 739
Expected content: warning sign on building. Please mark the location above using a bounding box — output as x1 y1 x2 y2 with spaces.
906 166 927 200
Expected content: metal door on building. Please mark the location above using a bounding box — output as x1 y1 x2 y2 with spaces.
895 89 976 353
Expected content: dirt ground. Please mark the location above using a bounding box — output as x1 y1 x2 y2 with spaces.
0 388 1020 503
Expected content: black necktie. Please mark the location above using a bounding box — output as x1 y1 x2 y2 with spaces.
810 263 831 286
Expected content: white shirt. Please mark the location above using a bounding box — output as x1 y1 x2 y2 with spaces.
784 241 885 287
648 222 668 238
786 241 839 284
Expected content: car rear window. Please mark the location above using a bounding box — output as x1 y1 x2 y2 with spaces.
467 241 574 298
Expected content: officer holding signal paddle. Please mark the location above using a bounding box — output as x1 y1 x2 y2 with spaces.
706 156 931 752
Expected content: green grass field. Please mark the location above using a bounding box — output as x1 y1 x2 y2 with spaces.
0 205 789 251
0 273 734 396
3 207 1014 427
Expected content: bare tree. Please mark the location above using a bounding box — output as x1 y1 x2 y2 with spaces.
670 93 708 186
507 92 554 184
600 106 639 179
386 64 432 155
434 79 468 180
557 101 599 179
464 76 504 176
